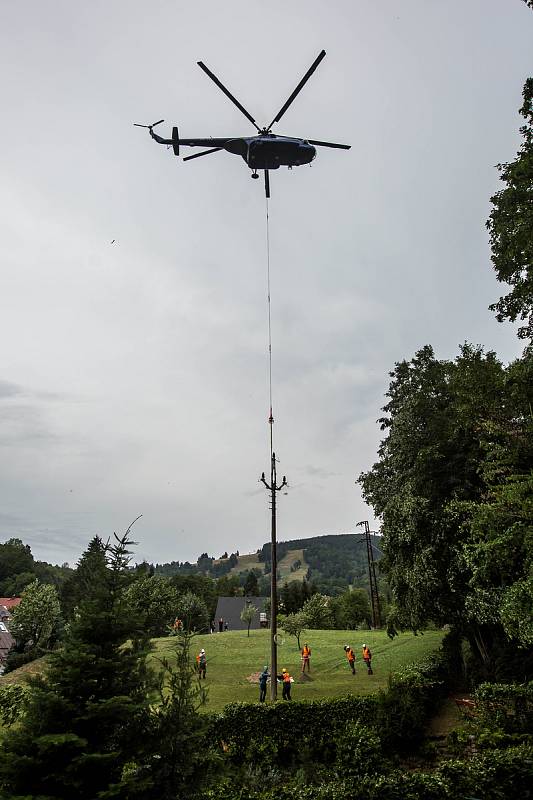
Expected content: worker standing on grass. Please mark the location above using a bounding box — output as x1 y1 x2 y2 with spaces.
344 645 356 675
196 648 207 679
301 642 311 673
362 644 373 675
259 665 270 702
278 668 293 700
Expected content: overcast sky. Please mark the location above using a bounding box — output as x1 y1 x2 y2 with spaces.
1 1 531 566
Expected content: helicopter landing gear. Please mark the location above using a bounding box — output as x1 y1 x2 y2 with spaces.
251 170 259 179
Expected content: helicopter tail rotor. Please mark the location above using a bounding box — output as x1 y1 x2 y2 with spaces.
133 119 165 131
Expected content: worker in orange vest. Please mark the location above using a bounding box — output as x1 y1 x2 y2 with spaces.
344 645 356 675
277 668 293 700
196 648 207 679
301 642 311 673
362 644 373 675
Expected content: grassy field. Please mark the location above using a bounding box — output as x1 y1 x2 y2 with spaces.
150 628 444 712
1 629 444 716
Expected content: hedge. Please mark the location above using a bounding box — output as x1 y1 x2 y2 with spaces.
202 744 533 800
207 651 446 771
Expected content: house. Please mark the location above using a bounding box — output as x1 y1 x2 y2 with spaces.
0 625 14 673
0 597 21 612
214 596 269 632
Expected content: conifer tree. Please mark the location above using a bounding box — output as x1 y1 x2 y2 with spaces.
134 630 219 800
0 521 154 800
60 535 109 619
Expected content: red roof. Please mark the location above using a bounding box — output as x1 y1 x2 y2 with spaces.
0 598 21 610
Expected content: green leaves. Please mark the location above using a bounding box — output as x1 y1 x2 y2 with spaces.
487 78 533 340
359 344 533 673
9 579 61 652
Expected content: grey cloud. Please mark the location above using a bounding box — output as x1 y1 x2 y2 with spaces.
0 0 529 564
0 380 23 399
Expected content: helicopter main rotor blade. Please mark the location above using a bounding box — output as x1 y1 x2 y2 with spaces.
182 147 223 162
264 169 270 199
197 61 261 133
268 50 326 129
307 139 351 149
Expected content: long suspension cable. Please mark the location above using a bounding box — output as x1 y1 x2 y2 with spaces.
265 195 274 460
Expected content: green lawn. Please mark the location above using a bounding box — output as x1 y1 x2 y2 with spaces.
151 628 444 712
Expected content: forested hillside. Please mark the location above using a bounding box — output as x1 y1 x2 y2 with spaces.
152 532 385 597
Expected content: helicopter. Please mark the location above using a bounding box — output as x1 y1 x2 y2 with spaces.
135 49 350 198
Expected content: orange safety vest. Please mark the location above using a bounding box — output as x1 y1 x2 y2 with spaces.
283 672 291 683
346 648 355 662
363 647 371 661
302 646 311 658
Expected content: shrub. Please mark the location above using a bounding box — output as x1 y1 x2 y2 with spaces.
473 681 533 734
0 685 29 726
376 655 446 753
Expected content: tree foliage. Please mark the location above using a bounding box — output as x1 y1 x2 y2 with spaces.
330 589 372 630
359 344 533 676
0 524 154 799
132 631 218 800
123 574 179 637
487 78 533 339
9 579 61 652
174 590 209 633
240 602 258 637
279 611 307 648
300 593 334 629
60 535 108 619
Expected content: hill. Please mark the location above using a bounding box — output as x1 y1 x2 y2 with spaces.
154 532 385 596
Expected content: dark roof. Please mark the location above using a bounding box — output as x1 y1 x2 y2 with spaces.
214 596 268 631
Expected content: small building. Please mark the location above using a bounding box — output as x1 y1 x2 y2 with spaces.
0 605 12 625
0 625 14 673
214 596 269 632
0 598 21 612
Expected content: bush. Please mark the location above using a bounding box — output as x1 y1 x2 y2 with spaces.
0 685 29 726
376 655 447 753
334 719 383 777
473 681 533 734
209 695 376 770
203 745 533 800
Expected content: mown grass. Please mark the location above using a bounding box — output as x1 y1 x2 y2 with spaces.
150 628 444 712
224 548 310 585
0 630 444 717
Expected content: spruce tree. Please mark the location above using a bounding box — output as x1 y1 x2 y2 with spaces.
0 522 153 800
60 535 109 619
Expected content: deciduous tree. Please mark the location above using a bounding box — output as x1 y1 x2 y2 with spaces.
240 602 258 637
487 78 533 340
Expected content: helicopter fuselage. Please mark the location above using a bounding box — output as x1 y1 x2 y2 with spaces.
224 134 316 170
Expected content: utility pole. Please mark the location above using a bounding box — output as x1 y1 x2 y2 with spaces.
357 520 382 629
260 421 287 701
